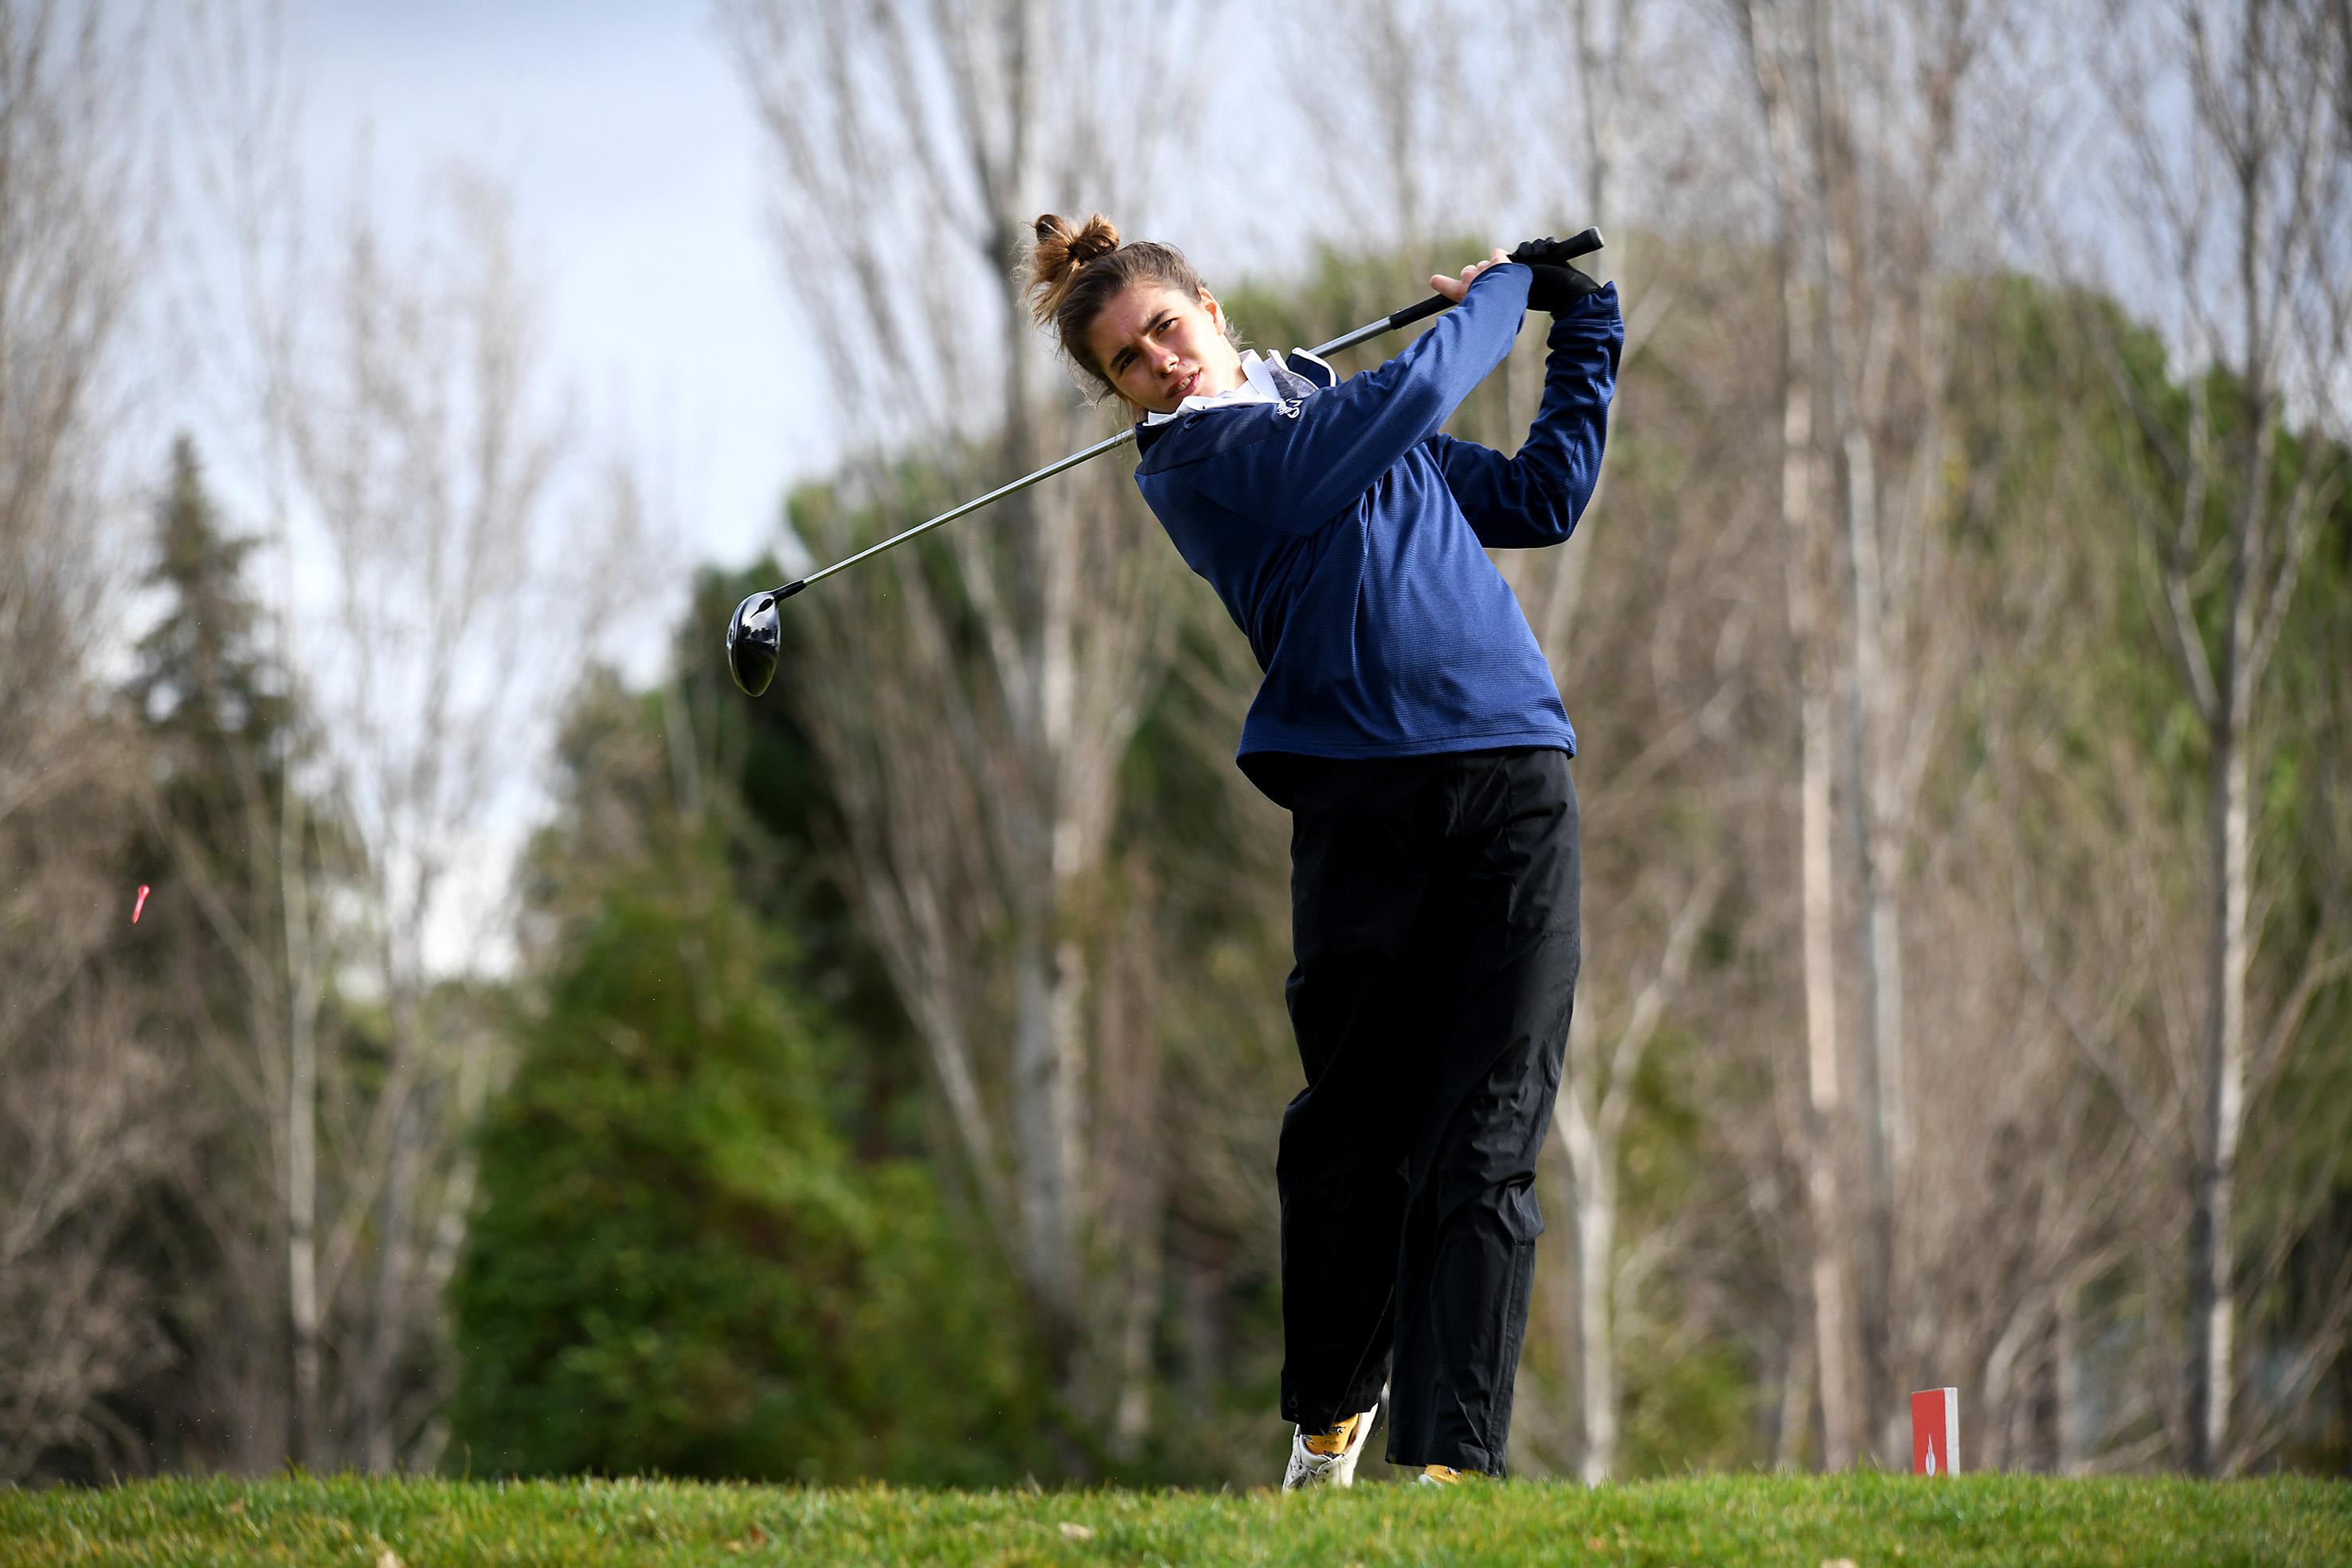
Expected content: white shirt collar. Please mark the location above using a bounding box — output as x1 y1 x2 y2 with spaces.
1141 349 1315 426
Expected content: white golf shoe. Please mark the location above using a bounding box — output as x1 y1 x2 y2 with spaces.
1282 1402 1380 1491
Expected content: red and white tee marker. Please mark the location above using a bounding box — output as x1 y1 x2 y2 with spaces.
131 884 151 925
1911 1387 1959 1476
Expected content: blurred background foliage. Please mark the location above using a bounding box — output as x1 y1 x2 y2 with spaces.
3 0 2347 1492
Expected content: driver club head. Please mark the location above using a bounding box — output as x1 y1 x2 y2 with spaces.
725 588 785 696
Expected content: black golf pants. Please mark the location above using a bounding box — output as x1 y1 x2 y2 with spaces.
1272 745 1579 1476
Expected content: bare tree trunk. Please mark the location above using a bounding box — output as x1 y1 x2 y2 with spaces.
1775 1321 1814 1471
1010 925 1082 1337
1820 155 1904 1459
358 1038 421 1472
2055 1275 2088 1474
1753 9 1859 1466
1797 701 1857 1472
991 0 1085 1351
1812 0 1982 1460
2187 628 2252 1474
2179 72 2286 1461
283 825 323 1467
1558 1091 1618 1482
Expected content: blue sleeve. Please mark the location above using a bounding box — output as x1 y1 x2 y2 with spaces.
1430 282 1622 549
1181 263 1534 532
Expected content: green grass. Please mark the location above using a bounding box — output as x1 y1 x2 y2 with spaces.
2 1473 2345 1566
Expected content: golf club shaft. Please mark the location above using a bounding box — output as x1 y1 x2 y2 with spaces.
782 428 1139 599
777 228 1603 600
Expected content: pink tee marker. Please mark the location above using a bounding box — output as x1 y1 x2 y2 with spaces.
132 884 151 925
1912 1387 1959 1475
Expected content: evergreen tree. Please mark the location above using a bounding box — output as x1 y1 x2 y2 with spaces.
128 436 288 774
453 675 1049 1484
117 436 342 1472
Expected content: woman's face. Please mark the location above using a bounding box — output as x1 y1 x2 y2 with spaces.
1086 282 1243 415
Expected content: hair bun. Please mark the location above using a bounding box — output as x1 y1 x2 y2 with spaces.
1067 216 1120 264
1021 212 1124 326
1031 211 1121 261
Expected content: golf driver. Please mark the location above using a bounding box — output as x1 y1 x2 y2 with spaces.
726 227 1604 697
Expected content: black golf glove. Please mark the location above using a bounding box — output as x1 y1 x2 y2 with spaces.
1509 236 1603 313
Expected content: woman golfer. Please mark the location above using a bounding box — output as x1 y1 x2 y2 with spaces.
1021 213 1620 1487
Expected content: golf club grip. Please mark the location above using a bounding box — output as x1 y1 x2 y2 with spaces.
1383 225 1606 333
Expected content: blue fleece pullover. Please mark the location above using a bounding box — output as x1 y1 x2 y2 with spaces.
1131 264 1622 800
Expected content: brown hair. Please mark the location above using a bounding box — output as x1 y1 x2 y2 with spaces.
1019 212 1237 401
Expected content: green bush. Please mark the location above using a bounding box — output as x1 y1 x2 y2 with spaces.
450 831 1048 1484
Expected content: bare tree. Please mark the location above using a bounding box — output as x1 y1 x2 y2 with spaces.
1939 561 2149 1476
721 0 1218 1421
1730 0 2042 1466
1923 285 2164 1473
168 0 644 1467
1504 0 1752 1484
246 168 587 1471
0 0 147 835
165 0 352 1467
1732 0 1865 1468
2080 0 2352 1474
0 0 182 1482
1272 0 1536 280
1544 863 1726 1479
0 758 180 1480
1491 0 1684 656
291 168 570 1469
1815 0 2025 1466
